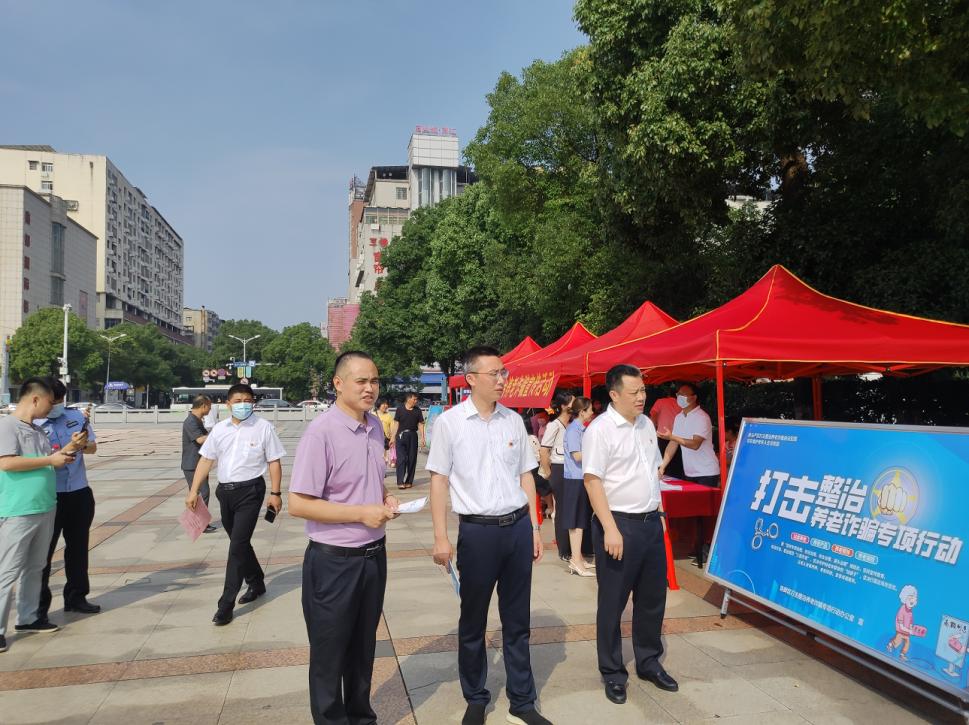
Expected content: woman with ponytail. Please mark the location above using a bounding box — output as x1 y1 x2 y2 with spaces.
562 396 596 576
540 390 574 561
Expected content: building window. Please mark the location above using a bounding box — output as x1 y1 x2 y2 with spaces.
24 233 30 247
23 277 29 290
24 211 30 224
23 256 29 270
51 223 65 275
41 162 53 172
50 277 64 306
41 180 53 191
364 213 377 225
396 186 408 200
28 160 38 170
23 300 29 314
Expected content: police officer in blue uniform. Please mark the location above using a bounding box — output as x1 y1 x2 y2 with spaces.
36 380 101 619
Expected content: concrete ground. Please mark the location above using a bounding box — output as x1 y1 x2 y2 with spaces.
0 421 962 724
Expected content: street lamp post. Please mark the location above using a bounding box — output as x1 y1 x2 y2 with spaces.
60 303 72 384
100 333 127 396
227 334 260 367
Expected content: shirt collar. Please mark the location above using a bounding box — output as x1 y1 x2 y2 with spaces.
331 404 372 432
606 403 640 428
461 398 509 420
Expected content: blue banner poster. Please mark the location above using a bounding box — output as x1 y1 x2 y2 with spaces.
707 420 969 698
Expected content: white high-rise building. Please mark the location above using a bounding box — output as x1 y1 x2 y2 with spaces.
0 145 187 342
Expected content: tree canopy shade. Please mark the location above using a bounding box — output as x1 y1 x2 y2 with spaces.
9 307 102 387
587 265 969 383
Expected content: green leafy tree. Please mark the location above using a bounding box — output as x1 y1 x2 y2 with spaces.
9 307 103 389
211 320 278 367
261 323 336 401
103 323 178 393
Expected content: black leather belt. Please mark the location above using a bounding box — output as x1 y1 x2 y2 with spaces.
611 509 665 522
218 476 264 491
309 537 386 558
459 505 529 527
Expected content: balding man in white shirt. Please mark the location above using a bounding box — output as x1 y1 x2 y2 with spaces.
428 346 551 725
583 364 678 705
186 384 286 626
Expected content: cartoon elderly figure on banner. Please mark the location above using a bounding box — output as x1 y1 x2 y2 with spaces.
887 584 920 661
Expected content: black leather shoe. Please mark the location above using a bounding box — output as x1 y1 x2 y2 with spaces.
64 599 101 614
212 608 233 626
461 702 486 725
237 585 266 605
604 681 626 704
639 668 679 692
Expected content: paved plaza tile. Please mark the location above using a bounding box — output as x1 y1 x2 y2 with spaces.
0 421 959 723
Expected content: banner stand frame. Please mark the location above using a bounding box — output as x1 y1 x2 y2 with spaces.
720 587 969 724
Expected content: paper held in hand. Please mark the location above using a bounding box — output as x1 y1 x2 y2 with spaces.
179 498 213 542
395 496 428 514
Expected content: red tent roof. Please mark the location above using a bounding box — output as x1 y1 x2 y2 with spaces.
513 301 677 383
588 265 969 382
508 323 597 370
501 336 542 364
501 323 597 407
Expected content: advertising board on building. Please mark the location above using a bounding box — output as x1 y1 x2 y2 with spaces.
707 419 969 701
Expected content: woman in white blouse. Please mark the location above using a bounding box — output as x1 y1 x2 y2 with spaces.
539 391 574 561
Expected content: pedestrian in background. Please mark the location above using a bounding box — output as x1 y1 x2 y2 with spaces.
540 391 573 562
391 392 424 489
181 395 216 533
650 384 683 479
562 396 595 577
376 398 394 465
658 382 720 487
37 379 102 620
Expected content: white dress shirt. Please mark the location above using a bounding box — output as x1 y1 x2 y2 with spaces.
198 415 286 483
426 398 536 515
582 403 662 513
672 407 720 477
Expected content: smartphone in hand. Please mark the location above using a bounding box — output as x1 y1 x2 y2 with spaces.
264 506 277 523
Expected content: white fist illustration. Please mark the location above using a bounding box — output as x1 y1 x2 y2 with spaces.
878 472 906 514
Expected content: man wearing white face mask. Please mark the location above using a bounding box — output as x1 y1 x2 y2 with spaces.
186 384 286 625
36 379 100 621
658 383 720 487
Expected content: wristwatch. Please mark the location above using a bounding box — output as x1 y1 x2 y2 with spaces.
269 491 282 496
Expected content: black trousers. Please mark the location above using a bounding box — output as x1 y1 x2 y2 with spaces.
456 514 537 712
302 540 387 725
548 463 570 559
215 478 265 611
683 473 720 487
38 486 95 618
593 514 667 684
395 430 418 485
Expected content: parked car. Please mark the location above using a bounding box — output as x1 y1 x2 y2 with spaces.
297 399 329 410
94 402 135 411
254 398 296 410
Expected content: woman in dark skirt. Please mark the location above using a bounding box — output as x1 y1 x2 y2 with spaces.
540 391 574 561
562 396 595 576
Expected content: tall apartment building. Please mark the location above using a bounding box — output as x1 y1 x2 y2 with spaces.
324 297 359 349
0 186 97 347
0 146 187 342
347 127 476 305
182 306 222 351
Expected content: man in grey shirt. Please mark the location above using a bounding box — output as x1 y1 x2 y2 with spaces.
181 395 215 533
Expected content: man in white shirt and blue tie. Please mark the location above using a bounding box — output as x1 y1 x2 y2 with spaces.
428 346 552 725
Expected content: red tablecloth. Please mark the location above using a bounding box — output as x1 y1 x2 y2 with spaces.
661 480 722 519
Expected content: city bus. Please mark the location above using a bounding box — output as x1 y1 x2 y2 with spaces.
170 385 284 411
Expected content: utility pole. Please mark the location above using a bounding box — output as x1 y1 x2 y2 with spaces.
100 333 127 397
0 336 10 405
60 303 72 385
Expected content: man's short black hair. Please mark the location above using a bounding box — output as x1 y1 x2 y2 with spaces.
226 383 254 400
49 378 67 401
191 394 212 409
405 392 418 401
678 381 700 400
605 364 642 393
334 350 374 378
464 345 502 372
19 376 54 400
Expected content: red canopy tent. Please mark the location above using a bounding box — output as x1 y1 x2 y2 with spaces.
588 265 969 483
501 323 597 407
447 335 543 397
512 301 677 396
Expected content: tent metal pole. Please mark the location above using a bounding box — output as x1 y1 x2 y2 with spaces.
716 361 727 487
582 374 592 397
812 376 823 420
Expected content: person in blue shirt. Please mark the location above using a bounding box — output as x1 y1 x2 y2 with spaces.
562 396 596 577
36 380 101 618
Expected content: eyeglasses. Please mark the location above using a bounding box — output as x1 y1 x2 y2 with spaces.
468 368 510 381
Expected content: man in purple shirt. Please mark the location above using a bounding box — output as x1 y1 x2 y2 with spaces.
289 350 399 725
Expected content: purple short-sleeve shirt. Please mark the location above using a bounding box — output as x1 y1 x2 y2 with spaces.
289 405 387 546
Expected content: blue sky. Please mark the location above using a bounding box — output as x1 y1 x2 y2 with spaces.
0 1 585 331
